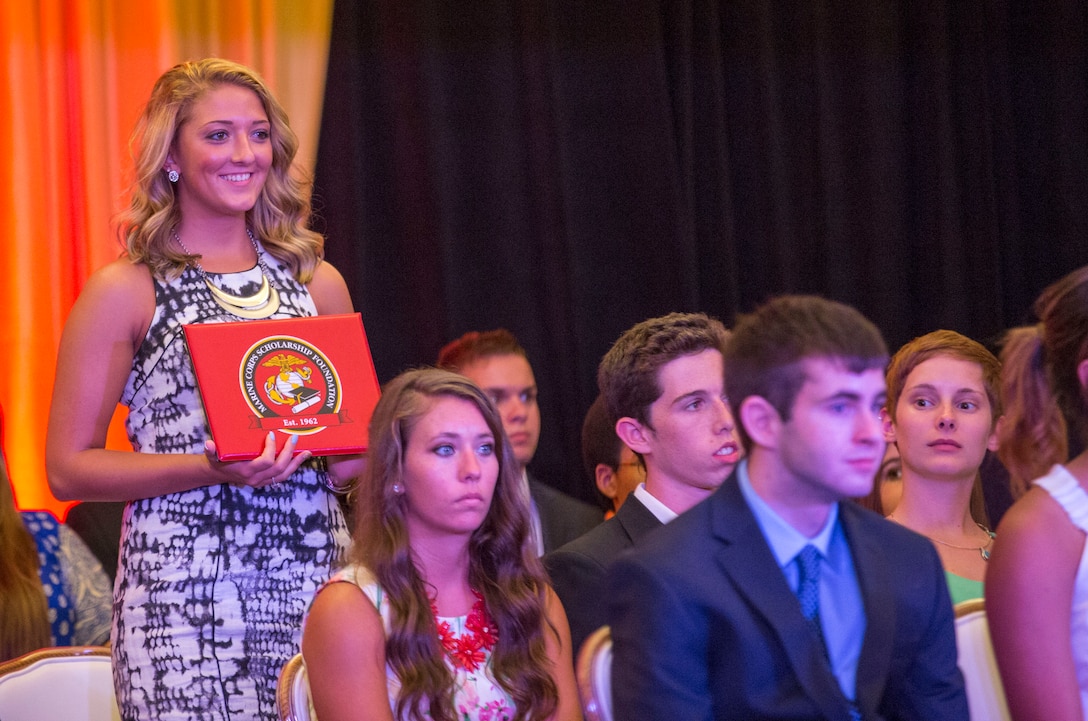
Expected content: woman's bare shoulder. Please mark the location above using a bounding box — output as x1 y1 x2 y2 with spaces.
81 257 154 301
993 482 1085 576
998 484 1076 537
64 258 155 339
307 261 355 315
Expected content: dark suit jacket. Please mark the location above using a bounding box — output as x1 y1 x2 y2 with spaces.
528 475 601 554
606 474 968 721
543 495 663 652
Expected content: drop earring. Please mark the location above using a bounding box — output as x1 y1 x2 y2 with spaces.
167 169 180 183
392 483 404 495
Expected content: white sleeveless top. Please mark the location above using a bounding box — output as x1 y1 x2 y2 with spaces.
1034 464 1088 717
312 564 516 720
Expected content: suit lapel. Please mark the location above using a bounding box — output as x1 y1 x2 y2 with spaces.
840 504 895 715
710 479 854 721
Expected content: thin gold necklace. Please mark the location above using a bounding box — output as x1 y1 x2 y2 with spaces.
172 228 281 319
887 516 995 561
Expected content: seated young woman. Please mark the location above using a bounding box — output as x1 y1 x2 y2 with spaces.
880 330 1002 605
303 367 582 721
1 408 111 661
988 265 1088 721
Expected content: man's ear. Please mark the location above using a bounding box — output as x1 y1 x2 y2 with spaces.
595 464 618 501
615 417 652 456
739 396 779 449
880 407 897 444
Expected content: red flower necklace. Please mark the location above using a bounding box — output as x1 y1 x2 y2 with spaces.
432 589 498 673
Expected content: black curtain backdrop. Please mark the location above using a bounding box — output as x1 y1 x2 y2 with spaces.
313 0 1088 505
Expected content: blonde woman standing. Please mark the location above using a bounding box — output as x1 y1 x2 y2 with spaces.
45 59 362 720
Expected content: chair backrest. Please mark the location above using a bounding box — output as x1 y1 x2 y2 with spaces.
575 625 613 721
0 646 120 721
276 653 313 721
954 598 1011 721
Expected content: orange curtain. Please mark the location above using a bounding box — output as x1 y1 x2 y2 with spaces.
0 0 333 517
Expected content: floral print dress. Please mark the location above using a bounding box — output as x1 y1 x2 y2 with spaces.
312 564 516 720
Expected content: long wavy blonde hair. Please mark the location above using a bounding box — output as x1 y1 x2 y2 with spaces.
0 411 50 661
352 368 558 721
117 57 323 282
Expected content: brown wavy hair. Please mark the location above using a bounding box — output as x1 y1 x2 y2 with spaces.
597 312 731 429
0 410 51 661
999 266 1088 495
998 325 1071 496
117 58 323 281
351 368 558 721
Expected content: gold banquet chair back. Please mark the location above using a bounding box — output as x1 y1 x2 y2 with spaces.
0 646 120 721
954 599 1011 721
576 625 613 721
276 653 314 721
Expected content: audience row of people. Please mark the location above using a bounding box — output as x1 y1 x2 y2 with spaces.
603 296 964 718
4 54 1085 721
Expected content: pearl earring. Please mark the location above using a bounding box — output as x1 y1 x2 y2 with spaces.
167 169 180 183
392 483 404 495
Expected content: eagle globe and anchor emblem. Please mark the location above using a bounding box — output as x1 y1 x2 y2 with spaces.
238 335 348 436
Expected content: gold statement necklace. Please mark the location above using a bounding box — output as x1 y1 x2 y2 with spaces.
173 228 281 319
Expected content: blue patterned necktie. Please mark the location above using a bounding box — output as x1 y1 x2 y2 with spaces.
796 544 828 656
796 544 862 721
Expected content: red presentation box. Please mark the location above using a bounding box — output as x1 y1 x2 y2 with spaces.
183 313 380 461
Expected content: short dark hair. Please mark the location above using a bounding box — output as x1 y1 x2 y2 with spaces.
597 312 731 428
436 329 527 372
580 395 622 512
723 295 888 447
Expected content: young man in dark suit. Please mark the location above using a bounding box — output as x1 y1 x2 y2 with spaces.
607 295 968 720
544 312 743 652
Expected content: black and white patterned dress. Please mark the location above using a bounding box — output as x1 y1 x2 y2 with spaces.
113 246 351 721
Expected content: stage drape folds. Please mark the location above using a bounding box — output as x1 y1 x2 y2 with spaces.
2 1 333 516
315 1 1088 504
